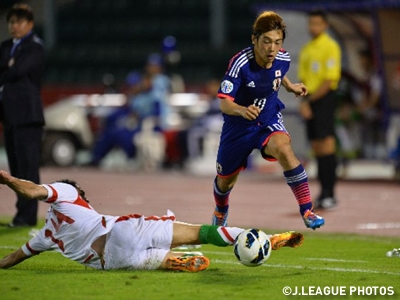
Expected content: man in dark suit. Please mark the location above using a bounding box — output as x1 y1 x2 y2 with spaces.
0 4 45 226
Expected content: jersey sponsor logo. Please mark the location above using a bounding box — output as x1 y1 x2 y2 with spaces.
272 78 282 91
246 81 255 88
221 80 234 93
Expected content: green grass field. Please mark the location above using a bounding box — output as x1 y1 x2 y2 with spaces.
1 219 399 300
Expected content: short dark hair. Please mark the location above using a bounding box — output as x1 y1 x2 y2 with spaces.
252 11 287 40
6 4 34 22
55 179 89 203
308 10 328 22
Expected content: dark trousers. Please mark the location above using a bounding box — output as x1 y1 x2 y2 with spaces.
4 124 43 225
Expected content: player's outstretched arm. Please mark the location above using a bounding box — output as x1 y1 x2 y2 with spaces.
282 76 308 97
220 97 260 120
0 170 48 200
0 248 30 269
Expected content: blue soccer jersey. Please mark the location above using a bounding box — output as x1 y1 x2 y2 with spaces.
218 46 290 124
216 46 291 176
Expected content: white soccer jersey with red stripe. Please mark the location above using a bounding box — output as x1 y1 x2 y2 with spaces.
21 182 118 269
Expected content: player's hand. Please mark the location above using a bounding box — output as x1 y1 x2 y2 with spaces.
291 83 308 97
241 105 260 120
0 170 12 185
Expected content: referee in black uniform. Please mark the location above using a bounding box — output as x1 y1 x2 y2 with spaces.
0 4 45 226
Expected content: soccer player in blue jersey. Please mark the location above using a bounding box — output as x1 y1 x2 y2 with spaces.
211 11 324 230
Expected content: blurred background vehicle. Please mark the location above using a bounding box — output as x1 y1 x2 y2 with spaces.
41 93 125 166
41 92 209 167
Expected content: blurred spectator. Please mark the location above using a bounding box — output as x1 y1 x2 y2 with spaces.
162 35 186 93
387 60 400 181
86 72 164 168
102 73 119 94
336 48 386 177
145 53 172 130
351 48 385 160
186 78 223 161
130 72 166 171
335 71 362 177
129 73 163 131
85 73 120 136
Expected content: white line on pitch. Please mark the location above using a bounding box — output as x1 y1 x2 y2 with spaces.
204 251 367 263
0 246 18 249
304 258 367 263
203 251 234 256
212 259 400 276
357 222 400 229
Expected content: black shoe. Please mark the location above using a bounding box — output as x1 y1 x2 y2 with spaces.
318 197 337 210
7 222 35 228
314 199 322 209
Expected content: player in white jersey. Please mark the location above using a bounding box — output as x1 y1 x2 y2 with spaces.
0 169 304 272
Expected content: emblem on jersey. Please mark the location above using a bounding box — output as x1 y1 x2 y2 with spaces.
221 80 234 93
272 78 282 91
216 162 223 174
246 81 255 88
312 62 320 72
275 70 281 77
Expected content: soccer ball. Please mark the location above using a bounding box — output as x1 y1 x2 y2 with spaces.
233 228 271 267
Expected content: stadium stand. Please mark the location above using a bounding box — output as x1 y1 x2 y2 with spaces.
43 0 258 87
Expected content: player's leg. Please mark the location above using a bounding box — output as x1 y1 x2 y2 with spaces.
171 222 243 248
159 228 305 272
9 126 41 226
160 251 210 272
160 222 243 272
213 123 254 226
171 222 304 250
261 115 324 230
263 133 312 212
161 223 305 272
212 174 239 226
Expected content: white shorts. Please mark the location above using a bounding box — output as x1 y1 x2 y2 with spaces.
103 213 174 270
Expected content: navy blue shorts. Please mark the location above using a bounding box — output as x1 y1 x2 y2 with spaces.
216 112 289 177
